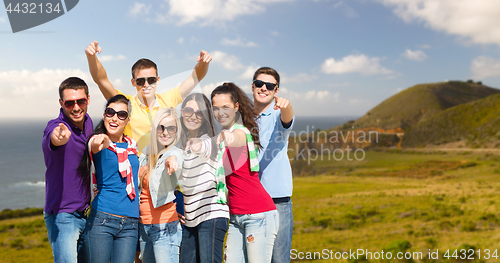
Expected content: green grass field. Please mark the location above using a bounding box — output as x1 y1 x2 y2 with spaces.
2 150 500 262
292 150 500 262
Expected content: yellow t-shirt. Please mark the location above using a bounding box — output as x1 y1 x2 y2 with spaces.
117 87 183 153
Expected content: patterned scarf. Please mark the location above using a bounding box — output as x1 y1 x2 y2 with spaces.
88 135 139 201
214 123 259 204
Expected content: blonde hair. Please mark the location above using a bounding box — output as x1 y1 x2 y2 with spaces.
140 107 181 187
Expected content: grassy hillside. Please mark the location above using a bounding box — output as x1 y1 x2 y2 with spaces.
292 149 500 262
4 150 500 262
351 81 499 131
403 92 500 148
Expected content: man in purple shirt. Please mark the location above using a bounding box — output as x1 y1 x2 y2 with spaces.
42 77 93 263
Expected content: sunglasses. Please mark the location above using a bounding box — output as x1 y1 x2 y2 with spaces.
182 107 203 119
253 80 278 91
158 124 177 134
104 108 129 120
63 98 87 109
135 76 158 86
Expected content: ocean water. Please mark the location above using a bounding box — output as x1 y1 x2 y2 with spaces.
0 115 358 210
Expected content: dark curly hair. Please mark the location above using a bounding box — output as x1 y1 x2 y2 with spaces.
211 82 262 150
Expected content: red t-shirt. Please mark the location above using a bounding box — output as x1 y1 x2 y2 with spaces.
224 145 276 215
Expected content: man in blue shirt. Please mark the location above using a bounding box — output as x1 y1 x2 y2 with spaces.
252 67 295 263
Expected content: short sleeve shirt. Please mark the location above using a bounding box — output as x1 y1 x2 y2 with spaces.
42 108 93 214
257 103 295 198
117 87 183 153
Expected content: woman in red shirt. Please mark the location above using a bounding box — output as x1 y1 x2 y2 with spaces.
211 83 278 263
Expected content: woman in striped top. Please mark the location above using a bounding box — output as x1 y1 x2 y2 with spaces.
179 93 230 263
211 83 278 263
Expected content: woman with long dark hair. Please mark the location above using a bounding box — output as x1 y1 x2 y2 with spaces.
78 94 140 263
211 83 278 263
179 93 230 263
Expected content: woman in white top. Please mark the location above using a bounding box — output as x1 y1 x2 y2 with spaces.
179 93 230 263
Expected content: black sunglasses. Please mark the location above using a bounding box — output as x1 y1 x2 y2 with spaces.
135 76 158 86
104 108 129 120
253 80 278 91
182 107 203 119
158 124 177 134
63 98 87 109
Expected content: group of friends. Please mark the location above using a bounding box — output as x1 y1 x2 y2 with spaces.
42 41 295 263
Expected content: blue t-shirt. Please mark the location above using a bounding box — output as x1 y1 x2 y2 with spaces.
92 142 140 218
257 103 295 198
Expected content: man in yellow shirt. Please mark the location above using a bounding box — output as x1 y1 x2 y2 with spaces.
85 41 212 152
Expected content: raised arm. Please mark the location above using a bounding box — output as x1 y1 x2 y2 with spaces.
178 50 212 98
85 41 118 100
274 95 294 125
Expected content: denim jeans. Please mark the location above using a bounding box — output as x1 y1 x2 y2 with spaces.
271 200 293 263
225 210 279 263
43 211 87 263
85 210 139 263
139 220 182 263
179 217 228 263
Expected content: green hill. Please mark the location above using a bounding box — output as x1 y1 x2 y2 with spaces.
351 81 500 130
403 92 500 147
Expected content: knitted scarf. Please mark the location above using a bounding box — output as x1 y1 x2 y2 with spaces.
88 135 139 201
215 123 259 204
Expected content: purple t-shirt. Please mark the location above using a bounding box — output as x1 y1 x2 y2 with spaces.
42 108 93 214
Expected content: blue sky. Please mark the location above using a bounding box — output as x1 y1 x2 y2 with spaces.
1 0 500 118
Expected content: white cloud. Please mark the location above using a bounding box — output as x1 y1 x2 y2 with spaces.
270 31 280 37
281 73 317 83
220 37 258 47
0 17 5 23
129 3 151 17
200 82 224 97
239 66 259 80
211 51 245 71
280 89 335 102
177 37 185 44
470 56 500 79
333 1 359 18
0 69 107 118
419 44 431 49
112 78 125 88
161 0 294 26
190 36 199 43
379 0 500 46
99 54 126 62
401 49 427 61
321 54 394 75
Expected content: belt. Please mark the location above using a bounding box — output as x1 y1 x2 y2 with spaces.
272 197 291 204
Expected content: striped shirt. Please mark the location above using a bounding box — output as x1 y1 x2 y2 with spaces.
181 134 229 227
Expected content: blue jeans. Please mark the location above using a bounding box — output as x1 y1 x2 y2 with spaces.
43 211 87 263
271 200 293 263
85 210 139 263
179 217 228 263
139 220 182 263
225 210 279 263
